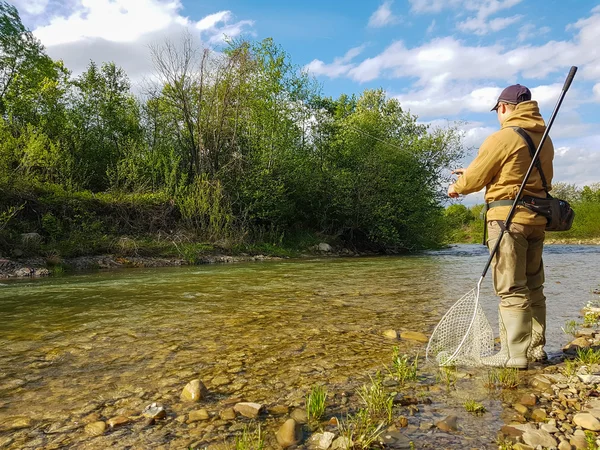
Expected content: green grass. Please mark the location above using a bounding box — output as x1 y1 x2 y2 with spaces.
357 374 394 424
306 385 328 427
338 409 386 450
576 347 600 366
464 399 486 415
436 365 457 391
234 423 264 450
485 368 520 389
585 430 598 450
562 319 580 337
390 347 419 385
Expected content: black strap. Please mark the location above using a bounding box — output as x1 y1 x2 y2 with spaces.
511 127 549 193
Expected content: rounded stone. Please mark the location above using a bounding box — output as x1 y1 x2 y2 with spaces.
84 421 106 436
180 380 208 402
276 418 301 448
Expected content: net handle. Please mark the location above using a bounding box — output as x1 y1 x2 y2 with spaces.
480 66 578 278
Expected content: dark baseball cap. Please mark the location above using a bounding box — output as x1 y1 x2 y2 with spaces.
491 84 532 111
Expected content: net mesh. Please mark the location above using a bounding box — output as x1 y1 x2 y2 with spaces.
426 288 495 367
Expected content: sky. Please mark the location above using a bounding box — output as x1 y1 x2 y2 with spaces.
11 0 600 205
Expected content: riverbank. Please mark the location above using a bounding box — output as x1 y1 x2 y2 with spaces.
0 243 360 279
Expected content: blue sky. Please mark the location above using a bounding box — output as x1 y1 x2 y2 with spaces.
12 0 600 203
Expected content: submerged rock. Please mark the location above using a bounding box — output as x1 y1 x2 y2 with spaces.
84 421 106 436
181 379 208 402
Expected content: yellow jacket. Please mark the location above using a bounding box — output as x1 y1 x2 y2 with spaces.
454 101 554 226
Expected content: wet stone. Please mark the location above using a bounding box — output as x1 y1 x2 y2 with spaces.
520 393 537 406
181 379 208 402
187 409 210 423
514 404 529 415
219 408 236 421
84 421 106 436
107 416 130 428
435 415 458 432
531 408 547 422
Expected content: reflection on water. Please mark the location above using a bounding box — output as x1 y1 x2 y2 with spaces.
0 244 598 448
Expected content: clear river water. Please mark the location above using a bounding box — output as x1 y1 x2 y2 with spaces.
0 244 599 449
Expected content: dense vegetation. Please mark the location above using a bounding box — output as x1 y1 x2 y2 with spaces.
445 182 600 244
0 2 467 261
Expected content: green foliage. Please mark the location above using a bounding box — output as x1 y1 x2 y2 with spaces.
234 423 264 450
338 409 386 450
357 373 394 424
575 348 600 366
562 320 580 337
390 347 419 385
1 3 467 254
464 399 486 415
485 368 520 389
306 385 328 427
585 430 598 450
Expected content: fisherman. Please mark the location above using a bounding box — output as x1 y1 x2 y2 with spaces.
448 84 554 368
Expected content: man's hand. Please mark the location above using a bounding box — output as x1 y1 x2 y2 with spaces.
448 184 459 198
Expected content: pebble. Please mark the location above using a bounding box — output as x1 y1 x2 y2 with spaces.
233 402 262 418
276 418 300 448
84 421 106 436
180 379 208 402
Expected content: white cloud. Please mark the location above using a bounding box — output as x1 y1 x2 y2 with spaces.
517 23 551 43
27 1 254 85
304 45 366 78
594 83 600 101
459 14 522 35
368 1 400 28
552 144 600 186
11 0 50 15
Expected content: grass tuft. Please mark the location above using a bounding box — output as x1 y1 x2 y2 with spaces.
306 385 328 427
464 399 486 415
357 373 394 424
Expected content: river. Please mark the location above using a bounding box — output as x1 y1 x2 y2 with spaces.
0 244 598 449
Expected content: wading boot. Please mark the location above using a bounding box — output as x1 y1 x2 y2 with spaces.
527 304 547 362
481 307 531 369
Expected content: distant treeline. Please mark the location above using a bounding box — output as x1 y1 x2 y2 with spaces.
0 2 476 260
445 183 600 244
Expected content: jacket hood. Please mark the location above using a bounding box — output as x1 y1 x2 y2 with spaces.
501 100 546 132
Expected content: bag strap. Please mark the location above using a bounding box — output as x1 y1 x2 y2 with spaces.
511 127 549 193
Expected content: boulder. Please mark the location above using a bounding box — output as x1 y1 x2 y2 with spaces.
180 379 208 402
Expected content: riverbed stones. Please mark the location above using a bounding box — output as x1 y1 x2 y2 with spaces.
520 393 537 406
309 431 335 449
435 415 458 432
400 331 428 343
383 329 398 339
187 409 210 423
522 429 558 448
0 416 32 432
290 407 308 424
531 408 547 422
276 418 301 448
233 402 262 418
573 412 600 430
268 405 289 415
84 421 106 436
219 408 236 421
514 403 529 415
180 379 208 402
107 416 129 428
142 403 166 420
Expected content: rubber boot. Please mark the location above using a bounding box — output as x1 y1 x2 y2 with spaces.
527 304 547 362
481 307 531 369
